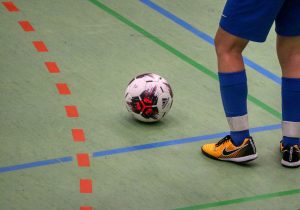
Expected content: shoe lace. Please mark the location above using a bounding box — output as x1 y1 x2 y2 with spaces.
216 135 231 147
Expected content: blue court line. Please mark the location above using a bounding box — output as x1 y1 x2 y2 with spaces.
0 156 73 174
0 124 280 174
140 0 282 85
92 124 280 157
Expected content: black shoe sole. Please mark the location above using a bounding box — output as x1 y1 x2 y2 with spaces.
201 147 257 163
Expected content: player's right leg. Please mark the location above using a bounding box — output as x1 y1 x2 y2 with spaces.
201 0 285 163
201 27 257 163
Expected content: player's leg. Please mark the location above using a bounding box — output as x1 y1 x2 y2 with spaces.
215 27 248 73
275 0 300 168
201 27 257 163
201 0 284 163
277 35 300 167
215 28 251 146
277 36 300 78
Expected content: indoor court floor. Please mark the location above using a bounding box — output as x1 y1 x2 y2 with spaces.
0 0 299 209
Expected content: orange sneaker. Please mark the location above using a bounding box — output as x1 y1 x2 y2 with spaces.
201 135 257 162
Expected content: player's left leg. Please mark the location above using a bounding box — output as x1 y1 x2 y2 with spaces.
277 35 300 168
275 0 300 168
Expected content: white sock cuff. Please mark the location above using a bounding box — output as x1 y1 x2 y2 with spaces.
282 121 300 138
227 114 249 132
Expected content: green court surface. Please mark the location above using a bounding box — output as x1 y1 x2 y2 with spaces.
0 0 299 209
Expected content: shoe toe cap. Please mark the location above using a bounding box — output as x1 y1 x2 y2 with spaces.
201 143 216 154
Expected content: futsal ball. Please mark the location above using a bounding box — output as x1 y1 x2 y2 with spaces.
124 73 173 122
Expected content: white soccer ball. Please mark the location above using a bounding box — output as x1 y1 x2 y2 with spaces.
124 73 173 122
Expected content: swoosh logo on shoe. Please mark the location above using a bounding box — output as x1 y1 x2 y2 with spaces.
222 144 248 156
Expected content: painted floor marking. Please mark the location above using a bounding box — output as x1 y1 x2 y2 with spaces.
32 41 48 52
56 83 71 95
0 156 73 173
92 124 280 158
64 105 79 118
80 207 93 210
18 20 35 32
77 153 90 167
140 0 282 85
72 128 86 142
2 1 19 12
80 179 93 193
0 124 281 174
175 188 300 209
88 0 281 120
2 1 93 209
45 62 60 73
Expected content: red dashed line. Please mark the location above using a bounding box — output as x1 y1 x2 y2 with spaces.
65 106 79 118
8 4 93 209
2 1 19 12
72 129 86 142
80 206 93 210
56 83 71 95
18 20 35 32
76 153 90 167
80 179 93 194
32 41 48 52
45 62 60 73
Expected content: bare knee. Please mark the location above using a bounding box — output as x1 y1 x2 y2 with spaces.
277 35 300 77
214 28 249 72
214 28 248 58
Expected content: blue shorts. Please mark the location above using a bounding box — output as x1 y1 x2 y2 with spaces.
220 0 300 42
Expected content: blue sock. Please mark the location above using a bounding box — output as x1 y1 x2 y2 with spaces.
219 70 250 146
282 78 300 147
